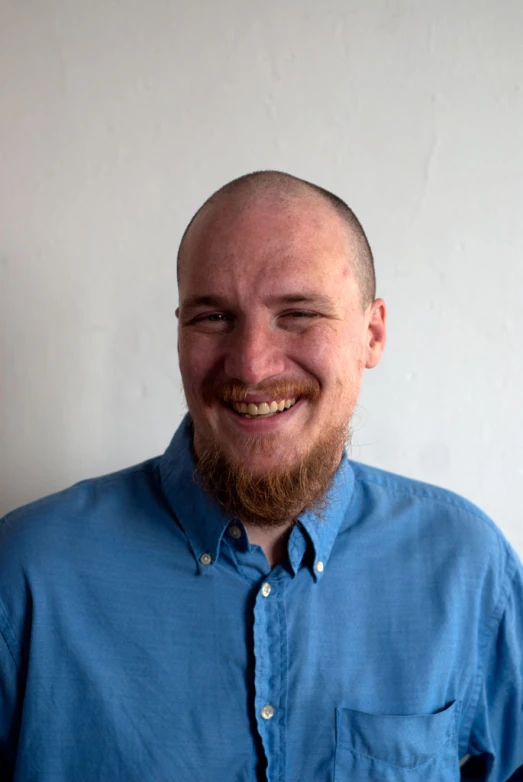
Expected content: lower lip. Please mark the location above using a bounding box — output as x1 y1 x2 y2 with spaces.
221 398 305 432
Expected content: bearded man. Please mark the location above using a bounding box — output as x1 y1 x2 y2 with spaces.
0 171 521 782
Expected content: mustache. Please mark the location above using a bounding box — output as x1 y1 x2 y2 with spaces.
202 377 321 405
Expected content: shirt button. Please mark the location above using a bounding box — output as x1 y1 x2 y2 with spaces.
199 553 212 565
261 704 275 720
261 582 271 597
315 560 324 573
229 525 242 539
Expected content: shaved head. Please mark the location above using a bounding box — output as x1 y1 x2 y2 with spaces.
177 170 376 307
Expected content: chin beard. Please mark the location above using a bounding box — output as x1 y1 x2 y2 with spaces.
193 423 350 529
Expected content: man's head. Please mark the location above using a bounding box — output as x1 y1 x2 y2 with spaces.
176 170 386 526
177 171 377 308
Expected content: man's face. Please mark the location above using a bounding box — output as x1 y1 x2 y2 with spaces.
177 194 386 477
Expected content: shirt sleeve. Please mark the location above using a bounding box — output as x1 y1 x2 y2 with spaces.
0 606 18 782
466 548 523 781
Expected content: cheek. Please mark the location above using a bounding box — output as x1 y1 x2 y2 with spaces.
292 328 337 372
294 331 353 383
300 335 365 406
178 346 205 398
178 335 224 394
179 333 208 372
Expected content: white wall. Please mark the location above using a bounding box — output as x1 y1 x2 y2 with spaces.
1 0 522 556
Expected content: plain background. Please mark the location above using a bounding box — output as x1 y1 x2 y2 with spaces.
1 0 522 557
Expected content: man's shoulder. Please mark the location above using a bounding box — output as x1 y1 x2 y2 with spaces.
349 460 517 568
0 456 163 559
351 459 488 515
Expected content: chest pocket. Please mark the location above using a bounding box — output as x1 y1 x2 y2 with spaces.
334 701 461 781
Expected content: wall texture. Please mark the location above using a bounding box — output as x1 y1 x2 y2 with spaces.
1 0 522 555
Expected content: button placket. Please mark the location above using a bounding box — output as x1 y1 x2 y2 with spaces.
252 579 288 782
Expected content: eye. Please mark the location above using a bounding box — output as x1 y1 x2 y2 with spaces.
281 310 320 320
200 313 228 322
189 312 229 323
186 312 233 331
278 310 321 332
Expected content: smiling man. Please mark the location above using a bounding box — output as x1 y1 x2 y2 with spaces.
0 171 522 782
176 174 385 565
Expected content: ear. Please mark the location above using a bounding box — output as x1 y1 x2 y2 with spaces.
175 307 180 319
365 298 386 369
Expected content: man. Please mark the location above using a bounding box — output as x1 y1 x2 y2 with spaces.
0 171 521 781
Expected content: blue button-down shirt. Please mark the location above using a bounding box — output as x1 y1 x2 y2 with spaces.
1 416 522 781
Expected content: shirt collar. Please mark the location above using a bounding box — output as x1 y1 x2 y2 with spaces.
159 416 231 574
291 449 355 581
159 414 355 580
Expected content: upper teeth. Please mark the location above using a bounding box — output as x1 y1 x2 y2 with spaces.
231 398 297 416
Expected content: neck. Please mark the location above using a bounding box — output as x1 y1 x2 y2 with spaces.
243 521 294 569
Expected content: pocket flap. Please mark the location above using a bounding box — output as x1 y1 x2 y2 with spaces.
336 700 461 768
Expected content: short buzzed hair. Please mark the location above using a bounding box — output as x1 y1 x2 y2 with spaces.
177 170 376 306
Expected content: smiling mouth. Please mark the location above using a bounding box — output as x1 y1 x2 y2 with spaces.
227 398 298 418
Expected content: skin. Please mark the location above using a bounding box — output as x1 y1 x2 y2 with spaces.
176 192 386 564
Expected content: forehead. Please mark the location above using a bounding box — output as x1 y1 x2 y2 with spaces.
179 195 356 299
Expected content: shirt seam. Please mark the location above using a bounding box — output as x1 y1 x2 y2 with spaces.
460 543 519 753
0 459 159 525
356 471 498 532
344 730 458 771
0 599 19 669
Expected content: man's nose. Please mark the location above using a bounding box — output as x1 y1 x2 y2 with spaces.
223 320 286 385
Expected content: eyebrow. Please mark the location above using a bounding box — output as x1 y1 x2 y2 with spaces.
181 294 229 310
181 292 336 310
